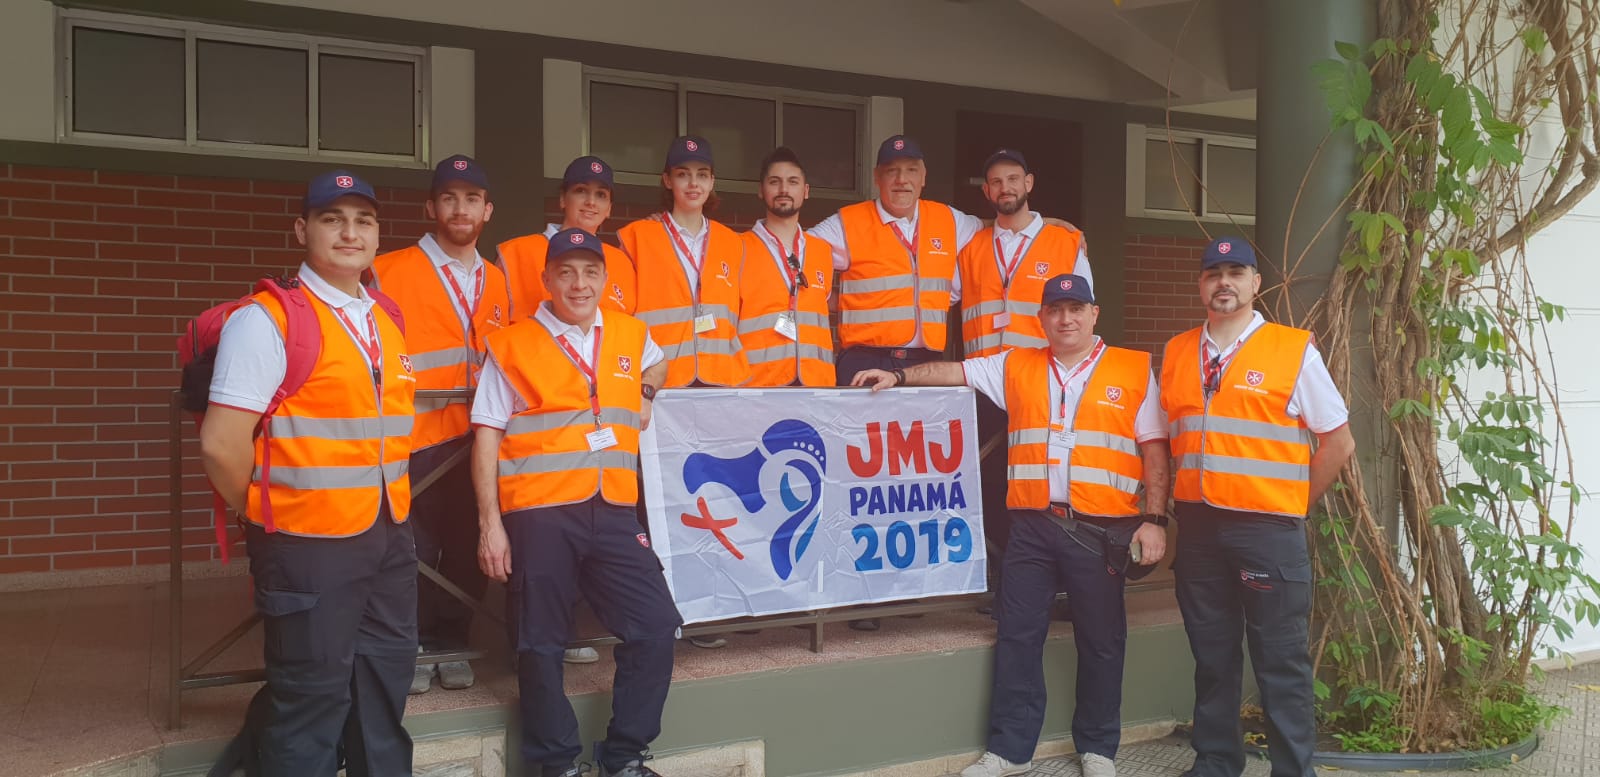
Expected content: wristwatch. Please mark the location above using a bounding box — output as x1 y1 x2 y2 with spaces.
641 383 658 401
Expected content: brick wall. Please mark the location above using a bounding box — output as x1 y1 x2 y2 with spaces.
1121 233 1208 363
0 164 432 574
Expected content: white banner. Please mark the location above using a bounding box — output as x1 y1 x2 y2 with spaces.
641 387 986 624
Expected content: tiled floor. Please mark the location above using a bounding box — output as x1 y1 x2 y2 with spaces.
0 574 1182 777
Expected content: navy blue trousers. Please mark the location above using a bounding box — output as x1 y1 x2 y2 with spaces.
987 510 1128 764
504 497 683 776
244 510 418 777
1174 503 1315 777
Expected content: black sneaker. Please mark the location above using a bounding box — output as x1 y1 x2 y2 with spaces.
601 761 663 777
546 764 592 777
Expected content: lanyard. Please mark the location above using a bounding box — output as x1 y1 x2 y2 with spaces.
1047 340 1105 421
662 215 707 278
439 261 484 328
554 328 604 425
994 233 1031 292
1202 331 1246 394
331 305 382 385
756 221 805 300
889 220 919 263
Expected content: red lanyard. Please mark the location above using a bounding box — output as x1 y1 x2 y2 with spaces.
756 221 804 299
994 233 1030 294
331 305 382 385
1047 340 1105 421
554 328 604 424
439 262 484 327
889 220 918 260
662 215 707 277
1202 332 1246 394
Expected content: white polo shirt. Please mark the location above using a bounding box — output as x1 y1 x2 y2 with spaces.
209 263 382 415
470 303 664 430
993 212 1095 292
661 213 710 291
961 339 1167 503
808 199 983 348
1203 312 1348 435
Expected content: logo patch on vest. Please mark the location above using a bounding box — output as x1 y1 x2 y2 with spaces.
397 354 414 373
815 269 825 288
930 237 944 252
491 304 502 323
618 355 632 374
636 532 651 548
1246 369 1265 386
1105 386 1123 402
611 283 625 304
1035 261 1050 277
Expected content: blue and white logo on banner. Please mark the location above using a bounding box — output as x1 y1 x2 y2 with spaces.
641 387 986 624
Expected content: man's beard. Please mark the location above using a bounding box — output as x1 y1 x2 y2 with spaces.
1208 292 1246 313
767 200 800 218
992 192 1028 216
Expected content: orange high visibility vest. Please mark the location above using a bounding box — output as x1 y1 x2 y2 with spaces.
737 228 836 386
836 200 958 350
617 216 750 388
246 290 415 536
1161 322 1314 518
486 314 647 512
371 244 508 469
498 233 637 319
1003 346 1150 516
958 223 1086 357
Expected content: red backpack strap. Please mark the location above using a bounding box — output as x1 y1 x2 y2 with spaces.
368 286 406 336
247 277 324 535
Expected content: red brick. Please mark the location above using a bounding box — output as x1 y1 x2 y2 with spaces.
214 229 289 249
97 494 170 514
55 516 136 535
177 176 252 193
184 211 253 230
54 368 133 389
0 556 50 574
12 200 95 221
216 194 290 213
13 237 97 258
58 295 134 315
138 226 213 246
11 461 94 480
96 530 194 550
99 351 172 371
0 368 52 387
137 189 214 209
2 480 52 499
181 245 250 264
135 297 205 317
54 184 137 205
0 218 53 237
0 518 52 537
55 221 137 242
98 278 174 298
96 205 177 226
175 281 250 301
0 443 51 462
92 421 162 441
12 312 94 332
0 179 54 199
53 551 134 570
11 348 95 368
94 387 171 405
251 212 295 231
135 261 210 281
96 171 176 188
252 179 307 196
0 293 52 312
11 533 94 553
98 242 178 261
12 274 96 295
12 165 92 182
12 423 98 443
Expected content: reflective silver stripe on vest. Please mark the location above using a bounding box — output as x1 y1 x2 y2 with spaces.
738 310 832 335
962 299 1006 323
692 336 742 356
1008 428 1051 446
1008 463 1049 481
1008 301 1041 317
498 448 639 478
1177 453 1309 481
920 277 952 294
270 415 415 441
505 407 642 436
1002 332 1048 349
1070 465 1141 494
255 458 410 489
840 274 913 294
745 342 836 366
965 333 1004 353
636 306 697 327
1074 430 1139 456
415 395 469 413
1170 415 1310 445
408 346 475 372
840 306 917 325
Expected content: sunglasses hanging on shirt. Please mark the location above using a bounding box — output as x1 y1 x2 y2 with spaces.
786 254 809 289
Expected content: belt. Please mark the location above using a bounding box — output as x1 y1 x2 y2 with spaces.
846 345 941 362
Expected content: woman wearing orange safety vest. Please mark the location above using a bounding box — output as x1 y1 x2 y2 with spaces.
372 154 509 695
199 170 418 776
617 136 750 388
498 155 638 319
739 146 836 387
471 228 677 777
1159 237 1355 777
853 273 1170 777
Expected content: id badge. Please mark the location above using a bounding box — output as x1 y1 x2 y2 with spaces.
774 313 799 341
586 426 619 451
993 311 1011 329
693 313 716 334
1049 422 1076 450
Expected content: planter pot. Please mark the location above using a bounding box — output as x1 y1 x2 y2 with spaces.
1301 734 1539 771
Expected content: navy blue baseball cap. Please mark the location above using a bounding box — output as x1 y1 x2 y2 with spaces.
431 154 489 193
876 134 924 166
1201 237 1256 269
563 155 614 189
982 148 1029 177
303 170 378 213
1040 273 1095 306
546 227 606 264
666 135 714 169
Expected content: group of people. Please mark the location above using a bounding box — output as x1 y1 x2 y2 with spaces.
197 131 1354 777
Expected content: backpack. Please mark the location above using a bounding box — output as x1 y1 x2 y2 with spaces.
178 275 405 561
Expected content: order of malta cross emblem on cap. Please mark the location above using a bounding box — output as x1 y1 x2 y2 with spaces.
453 159 468 171
618 355 632 374
685 139 698 152
335 176 354 188
893 139 905 150
570 232 585 244
1218 241 1233 255
1060 278 1073 290
1035 261 1049 276
1105 386 1123 402
591 161 604 174
1246 369 1265 386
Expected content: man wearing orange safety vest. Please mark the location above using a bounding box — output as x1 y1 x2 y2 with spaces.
201 170 418 776
739 147 836 387
499 155 638 319
372 154 509 695
958 148 1095 576
471 228 678 777
618 135 750 389
1161 238 1355 777
855 274 1170 777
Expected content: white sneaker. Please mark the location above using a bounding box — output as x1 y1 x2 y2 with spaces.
409 662 434 695
960 751 1032 777
564 647 601 664
437 660 475 690
1081 752 1115 777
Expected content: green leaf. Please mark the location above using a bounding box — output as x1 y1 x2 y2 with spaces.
1335 40 1362 61
1522 27 1549 54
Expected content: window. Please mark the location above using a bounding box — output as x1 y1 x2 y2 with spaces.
1129 126 1256 221
60 9 426 165
584 68 866 195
